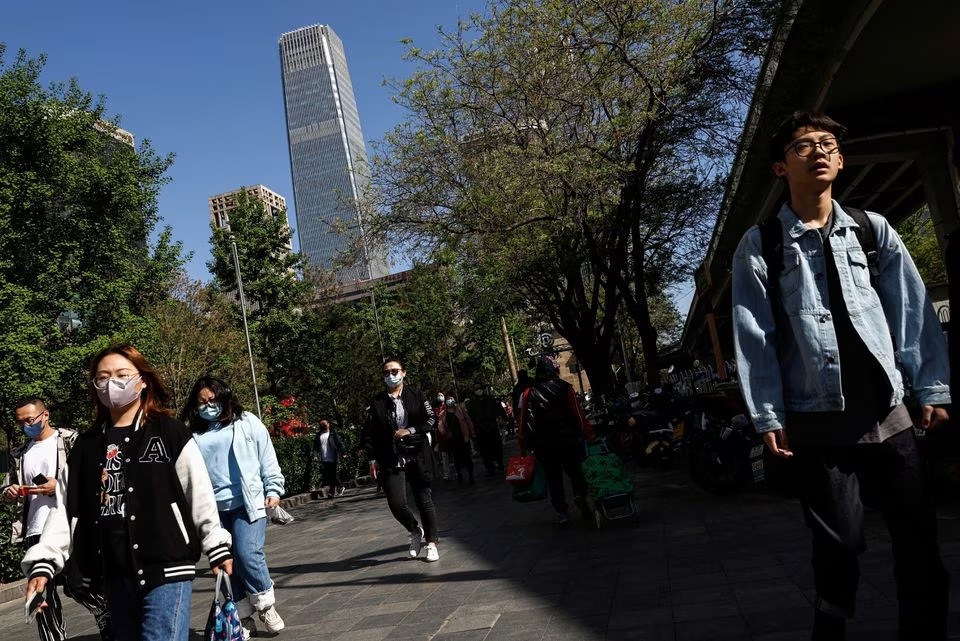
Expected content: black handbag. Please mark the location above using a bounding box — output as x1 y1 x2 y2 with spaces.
396 433 427 457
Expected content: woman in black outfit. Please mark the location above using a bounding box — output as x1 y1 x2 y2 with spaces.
361 357 440 562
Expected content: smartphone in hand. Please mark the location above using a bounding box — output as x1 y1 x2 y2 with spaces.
24 590 45 623
31 474 48 485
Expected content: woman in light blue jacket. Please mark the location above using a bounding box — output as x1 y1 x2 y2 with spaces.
181 376 285 636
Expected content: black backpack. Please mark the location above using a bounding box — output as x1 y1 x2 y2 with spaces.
759 206 880 321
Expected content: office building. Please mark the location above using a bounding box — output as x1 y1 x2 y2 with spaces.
279 24 388 281
208 184 288 238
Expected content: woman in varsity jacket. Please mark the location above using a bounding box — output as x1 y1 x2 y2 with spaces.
23 344 232 641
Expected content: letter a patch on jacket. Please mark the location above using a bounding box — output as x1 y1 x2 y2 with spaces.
139 436 171 463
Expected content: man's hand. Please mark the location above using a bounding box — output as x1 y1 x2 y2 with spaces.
26 576 47 596
393 428 411 441
369 461 379 480
264 496 279 509
762 429 793 458
27 479 57 497
3 485 20 502
922 405 949 430
212 559 233 576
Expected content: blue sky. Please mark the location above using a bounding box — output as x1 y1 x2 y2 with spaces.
3 0 488 282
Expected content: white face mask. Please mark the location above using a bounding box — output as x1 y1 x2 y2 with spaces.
96 376 143 409
384 372 404 388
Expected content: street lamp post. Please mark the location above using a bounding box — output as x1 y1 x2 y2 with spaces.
229 232 262 417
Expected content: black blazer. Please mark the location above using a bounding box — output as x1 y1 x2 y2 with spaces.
362 386 436 477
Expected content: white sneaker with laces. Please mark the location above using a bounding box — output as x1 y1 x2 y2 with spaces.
425 542 439 562
408 526 424 557
258 605 285 633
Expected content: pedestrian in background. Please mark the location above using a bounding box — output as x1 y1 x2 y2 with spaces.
517 355 594 525
3 397 113 641
313 418 348 497
181 375 286 636
468 383 506 476
445 396 475 486
23 344 233 641
361 357 441 562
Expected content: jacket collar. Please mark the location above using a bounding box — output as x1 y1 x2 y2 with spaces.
778 199 859 240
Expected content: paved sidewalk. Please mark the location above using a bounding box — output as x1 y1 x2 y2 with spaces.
1 453 960 640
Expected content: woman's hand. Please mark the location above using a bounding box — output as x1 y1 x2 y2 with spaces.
27 576 47 596
264 496 279 509
212 559 233 576
393 428 411 441
3 485 20 502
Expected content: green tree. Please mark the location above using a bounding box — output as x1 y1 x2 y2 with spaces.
897 207 947 285
0 46 184 428
207 187 309 395
369 0 776 390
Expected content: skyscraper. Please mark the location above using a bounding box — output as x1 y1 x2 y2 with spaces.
279 24 388 281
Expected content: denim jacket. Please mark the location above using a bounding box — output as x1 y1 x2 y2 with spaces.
732 201 950 433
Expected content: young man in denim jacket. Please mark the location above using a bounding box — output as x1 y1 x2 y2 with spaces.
732 111 951 640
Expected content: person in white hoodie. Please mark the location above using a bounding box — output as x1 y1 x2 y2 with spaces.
181 375 286 635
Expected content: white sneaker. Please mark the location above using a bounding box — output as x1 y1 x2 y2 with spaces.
258 605 285 633
408 526 424 557
240 617 255 639
425 543 439 562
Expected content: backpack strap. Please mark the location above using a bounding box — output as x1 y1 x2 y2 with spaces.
759 216 785 318
842 206 880 288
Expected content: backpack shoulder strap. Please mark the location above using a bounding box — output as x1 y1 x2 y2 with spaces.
758 216 784 316
842 206 880 287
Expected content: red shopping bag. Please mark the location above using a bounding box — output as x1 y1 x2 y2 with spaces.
505 455 537 486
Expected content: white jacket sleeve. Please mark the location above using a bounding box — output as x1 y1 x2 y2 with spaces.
174 438 232 566
21 472 71 580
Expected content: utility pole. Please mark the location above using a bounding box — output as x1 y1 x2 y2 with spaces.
500 316 518 383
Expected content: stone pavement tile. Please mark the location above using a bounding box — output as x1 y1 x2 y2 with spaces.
431 630 493 641
331 626 396 641
541 613 608 640
438 611 501 634
383 620 445 640
742 606 811 636
673 615 748 641
402 605 461 626
605 625 676 641
847 621 899 641
352 612 413 630
609 606 673 629
669 571 728 590
724 563 792 583
669 584 736 605
672 600 741 623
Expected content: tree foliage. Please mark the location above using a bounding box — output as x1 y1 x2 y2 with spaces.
0 45 183 432
897 207 947 285
369 0 777 391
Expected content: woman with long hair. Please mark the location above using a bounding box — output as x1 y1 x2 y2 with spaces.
23 344 233 641
180 375 285 635
361 357 440 561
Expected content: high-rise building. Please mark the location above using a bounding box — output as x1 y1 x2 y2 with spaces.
208 184 289 246
279 24 388 281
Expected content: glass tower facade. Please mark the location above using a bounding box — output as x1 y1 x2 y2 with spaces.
279 24 388 281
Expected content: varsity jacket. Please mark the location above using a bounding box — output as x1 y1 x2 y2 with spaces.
1 427 78 544
22 413 232 591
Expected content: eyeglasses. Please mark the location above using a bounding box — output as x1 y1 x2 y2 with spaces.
785 137 839 158
91 373 140 391
383 368 402 376
18 411 46 426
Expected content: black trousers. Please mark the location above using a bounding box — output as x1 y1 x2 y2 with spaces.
320 460 341 493
794 428 948 640
475 429 503 473
536 446 588 515
382 464 439 542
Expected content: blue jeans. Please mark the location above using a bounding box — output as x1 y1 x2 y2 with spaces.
220 507 273 604
104 578 191 641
